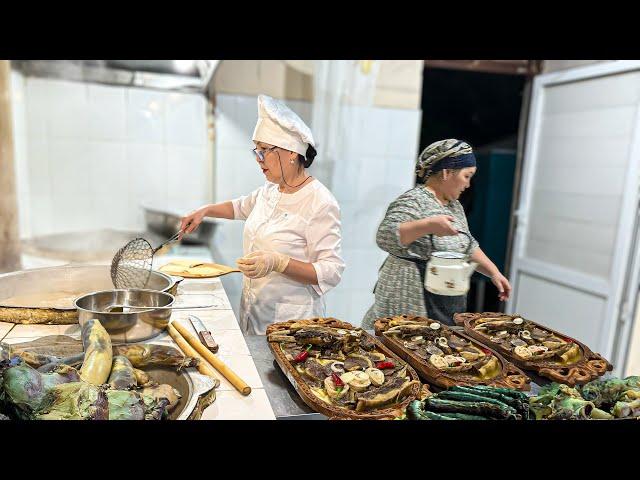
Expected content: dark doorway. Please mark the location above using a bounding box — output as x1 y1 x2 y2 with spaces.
418 67 526 313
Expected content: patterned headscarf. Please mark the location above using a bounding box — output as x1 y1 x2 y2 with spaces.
415 139 475 182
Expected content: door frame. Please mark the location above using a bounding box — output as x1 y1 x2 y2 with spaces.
507 60 640 360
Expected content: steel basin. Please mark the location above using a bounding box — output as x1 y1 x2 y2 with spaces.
75 289 176 344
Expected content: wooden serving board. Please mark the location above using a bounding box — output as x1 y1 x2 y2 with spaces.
158 260 240 278
454 312 612 386
267 317 425 420
374 315 531 391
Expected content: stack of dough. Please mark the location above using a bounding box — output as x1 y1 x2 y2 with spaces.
159 259 240 278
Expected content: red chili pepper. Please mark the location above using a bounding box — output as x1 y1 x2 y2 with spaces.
332 372 344 387
293 345 313 363
376 361 395 370
294 350 308 363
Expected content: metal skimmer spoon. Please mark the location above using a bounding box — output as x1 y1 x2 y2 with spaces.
110 231 182 289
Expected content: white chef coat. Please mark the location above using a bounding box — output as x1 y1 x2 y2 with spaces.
231 179 345 335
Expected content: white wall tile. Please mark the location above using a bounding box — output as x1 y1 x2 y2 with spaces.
49 140 91 197
167 145 209 212
166 92 207 146
29 194 54 236
215 113 253 149
355 106 391 155
88 84 126 141
48 80 88 139
127 143 167 228
52 191 95 233
126 88 165 144
386 109 421 157
19 79 209 238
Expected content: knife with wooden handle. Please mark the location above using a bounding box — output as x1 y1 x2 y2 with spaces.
189 315 219 353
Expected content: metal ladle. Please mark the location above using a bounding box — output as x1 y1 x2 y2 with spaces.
110 230 185 289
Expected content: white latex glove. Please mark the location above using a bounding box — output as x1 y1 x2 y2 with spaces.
236 250 290 279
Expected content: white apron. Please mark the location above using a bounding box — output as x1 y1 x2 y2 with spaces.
236 181 343 335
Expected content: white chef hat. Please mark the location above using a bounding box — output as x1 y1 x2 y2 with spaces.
252 94 315 157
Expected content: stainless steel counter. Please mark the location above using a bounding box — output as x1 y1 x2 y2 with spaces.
243 335 325 420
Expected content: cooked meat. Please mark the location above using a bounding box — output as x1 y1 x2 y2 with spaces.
344 354 373 371
355 377 418 411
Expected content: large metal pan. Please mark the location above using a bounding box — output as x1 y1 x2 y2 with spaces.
0 265 182 325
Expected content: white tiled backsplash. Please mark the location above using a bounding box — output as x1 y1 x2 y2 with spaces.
10 75 211 238
212 93 421 325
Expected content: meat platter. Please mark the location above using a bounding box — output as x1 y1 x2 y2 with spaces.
267 318 424 420
374 315 531 391
454 312 612 386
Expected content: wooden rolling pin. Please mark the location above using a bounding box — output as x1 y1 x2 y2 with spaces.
167 323 221 388
171 320 252 396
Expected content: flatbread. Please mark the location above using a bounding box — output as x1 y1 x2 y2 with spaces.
158 260 240 278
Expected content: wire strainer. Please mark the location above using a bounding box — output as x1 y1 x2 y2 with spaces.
110 231 182 289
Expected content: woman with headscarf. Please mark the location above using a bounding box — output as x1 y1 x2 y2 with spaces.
180 95 345 335
362 139 511 329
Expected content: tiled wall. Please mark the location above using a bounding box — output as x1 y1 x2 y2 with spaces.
212 93 421 326
11 76 211 238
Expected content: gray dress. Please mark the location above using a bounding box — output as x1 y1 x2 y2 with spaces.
362 186 479 329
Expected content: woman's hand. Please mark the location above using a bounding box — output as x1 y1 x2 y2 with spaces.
179 206 209 237
428 215 458 237
490 272 512 302
237 251 290 279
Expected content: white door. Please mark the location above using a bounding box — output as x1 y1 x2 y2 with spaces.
507 61 640 372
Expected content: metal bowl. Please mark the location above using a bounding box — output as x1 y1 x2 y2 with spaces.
75 289 176 344
143 366 217 420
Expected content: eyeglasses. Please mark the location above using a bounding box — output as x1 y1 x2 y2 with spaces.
252 146 278 162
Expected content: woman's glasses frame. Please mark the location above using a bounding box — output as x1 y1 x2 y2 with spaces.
252 145 279 162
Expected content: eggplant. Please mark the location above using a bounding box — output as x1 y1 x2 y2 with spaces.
141 395 171 420
34 382 109 420
79 319 113 386
113 344 198 370
132 368 157 388
581 376 640 408
106 390 146 420
139 384 182 412
1 362 80 418
108 356 137 390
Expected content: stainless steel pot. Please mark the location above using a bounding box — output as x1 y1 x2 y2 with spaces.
76 289 176 343
75 289 218 344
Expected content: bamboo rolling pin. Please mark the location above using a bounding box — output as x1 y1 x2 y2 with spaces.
167 323 221 388
171 320 252 396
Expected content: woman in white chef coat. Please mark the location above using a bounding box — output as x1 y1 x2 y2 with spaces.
180 95 345 335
